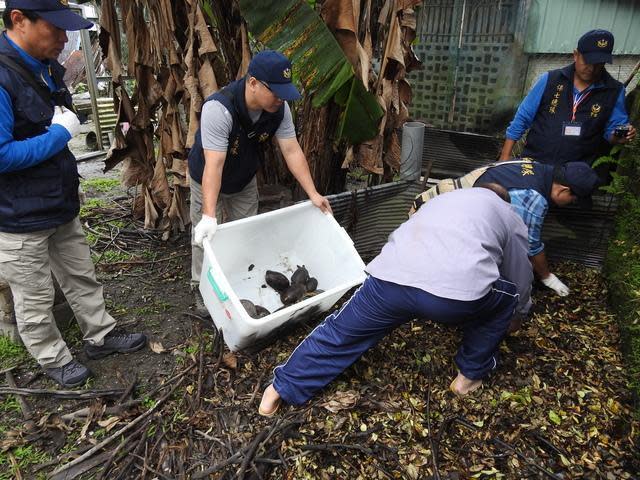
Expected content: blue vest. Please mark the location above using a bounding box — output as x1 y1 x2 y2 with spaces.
188 78 285 193
475 161 554 200
0 35 79 233
522 64 621 166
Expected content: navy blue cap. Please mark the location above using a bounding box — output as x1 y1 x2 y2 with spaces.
6 0 93 31
577 29 614 64
558 162 603 208
248 50 301 101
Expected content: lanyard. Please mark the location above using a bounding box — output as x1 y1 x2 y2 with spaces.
571 89 592 122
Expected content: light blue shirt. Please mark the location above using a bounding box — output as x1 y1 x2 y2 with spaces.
366 188 533 314
0 32 70 174
508 188 548 257
506 71 629 142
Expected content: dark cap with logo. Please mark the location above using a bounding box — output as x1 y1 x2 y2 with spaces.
577 29 614 64
555 161 604 208
6 0 93 31
248 50 301 102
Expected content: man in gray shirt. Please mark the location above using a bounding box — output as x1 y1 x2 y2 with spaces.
187 51 331 310
259 185 533 415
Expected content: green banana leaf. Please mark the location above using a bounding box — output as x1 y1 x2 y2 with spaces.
239 0 383 144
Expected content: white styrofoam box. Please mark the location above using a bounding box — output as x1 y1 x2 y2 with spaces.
200 201 366 351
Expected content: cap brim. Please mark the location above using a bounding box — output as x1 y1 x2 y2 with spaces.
39 10 93 31
269 82 301 101
581 51 612 64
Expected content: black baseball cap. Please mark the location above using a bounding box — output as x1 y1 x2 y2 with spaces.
577 29 614 64
248 50 301 102
555 162 604 209
6 0 93 31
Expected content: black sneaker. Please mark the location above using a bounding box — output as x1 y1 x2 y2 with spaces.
85 331 147 360
44 359 91 388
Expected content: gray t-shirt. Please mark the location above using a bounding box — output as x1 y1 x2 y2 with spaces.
200 100 296 152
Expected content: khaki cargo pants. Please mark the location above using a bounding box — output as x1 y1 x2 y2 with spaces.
0 217 116 368
190 176 259 286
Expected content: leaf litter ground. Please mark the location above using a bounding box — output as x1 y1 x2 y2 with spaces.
1 197 638 479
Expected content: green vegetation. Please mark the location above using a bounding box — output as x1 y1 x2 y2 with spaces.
81 178 120 193
0 396 21 414
0 336 28 370
601 84 640 412
91 249 133 264
79 198 106 217
0 445 50 480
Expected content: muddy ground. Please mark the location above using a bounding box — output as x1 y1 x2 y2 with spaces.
1 142 639 479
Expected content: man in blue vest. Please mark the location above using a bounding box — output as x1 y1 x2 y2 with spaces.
499 29 636 165
188 50 332 312
0 1 146 388
410 160 602 297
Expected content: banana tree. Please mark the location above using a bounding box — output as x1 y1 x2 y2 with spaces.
97 0 422 233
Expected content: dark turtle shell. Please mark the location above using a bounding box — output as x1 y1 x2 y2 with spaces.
280 283 306 306
305 277 318 292
291 265 310 285
254 305 271 318
240 299 257 318
265 270 290 292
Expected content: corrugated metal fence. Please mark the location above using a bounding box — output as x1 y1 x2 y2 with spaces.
328 127 617 269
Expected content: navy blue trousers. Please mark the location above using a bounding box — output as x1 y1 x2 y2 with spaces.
273 275 518 405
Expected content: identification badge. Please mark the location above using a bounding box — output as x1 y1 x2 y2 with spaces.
562 122 582 137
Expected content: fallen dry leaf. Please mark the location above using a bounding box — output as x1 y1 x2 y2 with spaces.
320 390 360 413
149 341 166 354
222 352 238 370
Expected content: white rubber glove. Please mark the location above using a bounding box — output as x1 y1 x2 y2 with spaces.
194 215 217 246
541 273 570 297
51 106 81 138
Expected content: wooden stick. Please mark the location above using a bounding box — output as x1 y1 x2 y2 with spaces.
0 387 124 399
4 371 35 431
623 58 640 87
50 373 187 477
106 252 190 266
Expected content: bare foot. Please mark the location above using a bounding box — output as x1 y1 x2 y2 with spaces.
450 372 482 396
258 384 281 417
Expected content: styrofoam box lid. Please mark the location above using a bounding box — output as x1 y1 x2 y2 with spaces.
202 201 367 328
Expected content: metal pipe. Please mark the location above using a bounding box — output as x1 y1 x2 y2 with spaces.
79 27 104 151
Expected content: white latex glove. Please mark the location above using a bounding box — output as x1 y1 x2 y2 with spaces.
51 106 81 138
194 215 217 246
541 273 570 297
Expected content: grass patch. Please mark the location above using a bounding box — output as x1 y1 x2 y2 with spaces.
0 445 50 480
91 249 133 264
0 336 28 370
81 178 120 193
131 300 170 316
0 445 51 480
79 198 106 217
0 396 21 414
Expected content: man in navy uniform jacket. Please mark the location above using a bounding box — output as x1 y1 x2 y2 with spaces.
499 29 636 165
0 0 146 388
